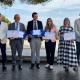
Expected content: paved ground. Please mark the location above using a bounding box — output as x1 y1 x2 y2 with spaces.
0 41 79 80
0 63 80 80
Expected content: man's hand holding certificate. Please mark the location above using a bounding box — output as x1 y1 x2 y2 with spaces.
64 32 76 41
45 32 55 40
7 30 24 38
18 31 24 38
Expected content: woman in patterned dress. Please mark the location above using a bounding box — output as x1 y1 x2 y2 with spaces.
57 18 78 72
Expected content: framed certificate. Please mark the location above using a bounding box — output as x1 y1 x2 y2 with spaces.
64 32 76 40
45 32 55 40
7 30 24 38
32 30 41 36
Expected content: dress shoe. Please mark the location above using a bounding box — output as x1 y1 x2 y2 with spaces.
30 63 34 70
63 66 69 72
12 65 15 71
36 64 40 69
2 65 7 72
18 65 22 70
73 67 78 72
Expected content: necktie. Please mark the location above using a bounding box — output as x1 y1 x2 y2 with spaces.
16 22 18 30
34 21 37 30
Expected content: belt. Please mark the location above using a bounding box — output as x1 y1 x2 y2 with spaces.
33 35 41 38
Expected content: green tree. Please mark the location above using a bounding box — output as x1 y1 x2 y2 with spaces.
21 0 50 4
0 0 14 6
2 15 10 24
0 0 50 6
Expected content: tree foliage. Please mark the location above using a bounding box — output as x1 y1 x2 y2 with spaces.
0 0 50 6
2 15 10 24
0 0 14 6
21 0 50 4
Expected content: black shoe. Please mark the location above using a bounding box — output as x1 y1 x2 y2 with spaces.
63 66 69 72
73 67 78 72
2 66 7 72
30 63 34 70
18 65 22 70
12 65 15 71
36 64 40 69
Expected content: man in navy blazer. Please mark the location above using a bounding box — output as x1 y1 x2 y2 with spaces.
8 14 25 71
26 12 43 69
27 18 43 42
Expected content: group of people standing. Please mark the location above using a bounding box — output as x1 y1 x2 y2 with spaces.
0 12 80 72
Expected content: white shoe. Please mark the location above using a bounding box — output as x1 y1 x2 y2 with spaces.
45 64 49 68
50 65 53 70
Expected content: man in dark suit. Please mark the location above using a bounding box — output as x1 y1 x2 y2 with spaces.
8 14 25 71
26 12 43 69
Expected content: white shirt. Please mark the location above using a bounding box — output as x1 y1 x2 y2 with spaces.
0 22 8 44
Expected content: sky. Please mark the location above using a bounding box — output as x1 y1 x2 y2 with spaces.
0 0 80 29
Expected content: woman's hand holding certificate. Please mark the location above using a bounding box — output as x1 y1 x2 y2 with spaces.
45 32 56 40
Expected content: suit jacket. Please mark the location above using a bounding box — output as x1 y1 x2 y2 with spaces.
74 18 80 42
8 22 25 31
8 22 25 42
26 20 43 42
0 22 8 44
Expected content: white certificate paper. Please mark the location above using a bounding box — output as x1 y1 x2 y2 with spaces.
32 30 41 35
18 31 24 38
64 32 76 40
45 32 55 40
7 30 24 38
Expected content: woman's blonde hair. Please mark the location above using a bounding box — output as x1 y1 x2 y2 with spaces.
45 18 55 31
63 17 71 26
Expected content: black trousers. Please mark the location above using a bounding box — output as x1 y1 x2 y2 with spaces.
0 42 7 66
76 42 80 64
45 41 56 65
